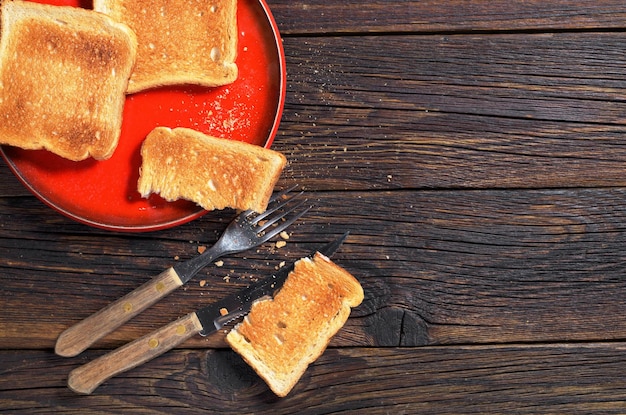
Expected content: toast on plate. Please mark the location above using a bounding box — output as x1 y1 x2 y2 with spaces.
94 0 238 93
0 0 137 161
226 252 364 397
137 127 286 213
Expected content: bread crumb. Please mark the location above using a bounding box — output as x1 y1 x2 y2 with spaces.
198 245 207 254
275 260 286 270
220 307 228 316
199 280 206 287
215 260 224 267
174 255 180 260
223 275 231 283
276 240 287 249
280 231 290 240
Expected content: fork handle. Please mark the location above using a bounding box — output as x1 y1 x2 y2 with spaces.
68 312 203 394
55 267 183 357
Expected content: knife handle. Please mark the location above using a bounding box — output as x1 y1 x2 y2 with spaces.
55 267 184 357
68 312 203 395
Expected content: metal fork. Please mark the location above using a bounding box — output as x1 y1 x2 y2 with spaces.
55 186 309 357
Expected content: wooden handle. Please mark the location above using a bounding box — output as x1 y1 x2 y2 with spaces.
55 267 184 357
68 312 203 395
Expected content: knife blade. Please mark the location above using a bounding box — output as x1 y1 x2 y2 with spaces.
67 232 349 395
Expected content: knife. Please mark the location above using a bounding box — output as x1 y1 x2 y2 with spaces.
67 232 349 395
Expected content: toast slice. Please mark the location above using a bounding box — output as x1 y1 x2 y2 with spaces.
94 0 238 94
226 252 364 397
0 1 137 161
137 127 286 213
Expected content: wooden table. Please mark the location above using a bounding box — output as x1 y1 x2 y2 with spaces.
3 0 626 413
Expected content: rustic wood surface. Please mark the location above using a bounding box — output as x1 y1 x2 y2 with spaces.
2 0 626 413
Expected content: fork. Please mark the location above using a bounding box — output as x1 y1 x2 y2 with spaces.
55 186 309 358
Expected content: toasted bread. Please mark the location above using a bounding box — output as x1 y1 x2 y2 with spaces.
0 1 137 161
226 252 364 397
137 127 286 213
94 0 238 94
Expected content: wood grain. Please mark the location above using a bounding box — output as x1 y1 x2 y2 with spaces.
2 344 626 413
3 0 626 412
274 32 626 189
67 313 203 394
55 267 184 357
269 0 626 34
3 189 626 349
283 33 626 123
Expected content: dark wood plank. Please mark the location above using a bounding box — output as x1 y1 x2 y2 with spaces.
282 32 626 124
269 0 626 34
3 189 626 349
276 31 626 189
275 111 626 190
0 158 32 197
2 344 626 413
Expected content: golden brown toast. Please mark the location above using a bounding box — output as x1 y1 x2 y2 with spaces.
226 252 364 397
94 0 238 94
137 127 286 213
0 1 137 161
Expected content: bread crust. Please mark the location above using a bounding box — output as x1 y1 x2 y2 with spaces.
226 252 364 397
94 0 238 94
137 127 286 213
0 1 137 161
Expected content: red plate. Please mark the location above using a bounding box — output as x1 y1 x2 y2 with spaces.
0 0 286 232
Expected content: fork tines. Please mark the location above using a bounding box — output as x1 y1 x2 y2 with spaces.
249 186 310 241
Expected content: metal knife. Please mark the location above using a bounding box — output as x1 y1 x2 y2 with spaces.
67 232 349 395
